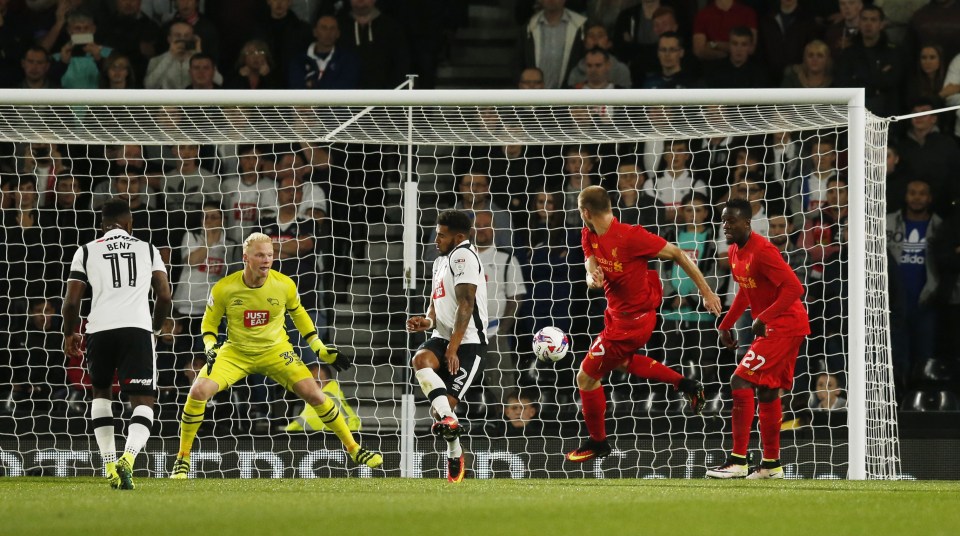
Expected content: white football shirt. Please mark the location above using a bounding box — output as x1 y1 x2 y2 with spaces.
477 246 526 337
68 229 167 333
430 240 489 345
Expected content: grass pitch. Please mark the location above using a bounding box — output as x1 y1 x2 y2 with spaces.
1 478 958 536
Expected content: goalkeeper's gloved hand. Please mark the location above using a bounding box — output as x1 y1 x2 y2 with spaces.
309 337 352 371
204 342 222 375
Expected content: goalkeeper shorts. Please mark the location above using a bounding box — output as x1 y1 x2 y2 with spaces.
199 341 314 393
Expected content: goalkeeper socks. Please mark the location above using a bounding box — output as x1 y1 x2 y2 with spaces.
579 386 607 442
731 388 755 458
312 397 359 451
91 398 116 466
178 396 207 456
415 368 454 419
124 405 154 459
447 437 463 459
758 399 783 461
626 355 683 387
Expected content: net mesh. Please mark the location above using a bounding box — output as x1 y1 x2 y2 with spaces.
0 98 898 479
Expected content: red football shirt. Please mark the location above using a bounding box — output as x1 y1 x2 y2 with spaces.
693 2 758 43
582 218 667 315
719 232 810 336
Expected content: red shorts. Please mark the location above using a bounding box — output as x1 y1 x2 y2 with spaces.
581 309 656 380
734 335 805 390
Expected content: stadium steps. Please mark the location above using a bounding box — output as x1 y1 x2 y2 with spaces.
347 361 407 403
334 143 461 411
436 0 518 89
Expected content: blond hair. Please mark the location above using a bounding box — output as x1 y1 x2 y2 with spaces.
243 232 273 254
578 185 611 214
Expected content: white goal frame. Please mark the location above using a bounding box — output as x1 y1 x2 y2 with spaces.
0 87 894 480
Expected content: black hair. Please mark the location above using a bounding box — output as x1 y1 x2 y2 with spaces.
909 97 938 111
723 198 753 221
585 47 610 60
861 5 885 21
436 209 473 235
730 26 753 41
189 53 215 67
102 198 131 224
22 46 50 61
658 31 684 47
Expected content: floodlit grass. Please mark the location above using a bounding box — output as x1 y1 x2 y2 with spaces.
1 478 958 536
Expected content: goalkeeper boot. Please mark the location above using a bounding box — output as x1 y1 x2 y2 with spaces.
447 454 465 483
105 463 121 490
170 455 190 479
565 438 612 463
116 453 135 490
746 459 784 480
706 454 749 479
349 445 383 469
431 416 464 441
677 379 706 416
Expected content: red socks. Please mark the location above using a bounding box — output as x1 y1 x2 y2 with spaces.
758 399 782 461
731 388 754 457
626 355 683 388
730 390 782 461
579 387 607 442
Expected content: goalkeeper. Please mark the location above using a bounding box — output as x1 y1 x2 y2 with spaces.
171 233 382 478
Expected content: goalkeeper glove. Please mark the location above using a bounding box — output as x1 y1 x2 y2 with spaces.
204 342 222 375
309 337 352 371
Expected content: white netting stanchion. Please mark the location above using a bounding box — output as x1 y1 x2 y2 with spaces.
0 89 897 480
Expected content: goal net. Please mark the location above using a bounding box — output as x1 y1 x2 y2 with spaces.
0 89 899 480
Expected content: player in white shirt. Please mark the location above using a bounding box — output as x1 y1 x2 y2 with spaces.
406 210 489 483
474 210 526 404
62 199 172 490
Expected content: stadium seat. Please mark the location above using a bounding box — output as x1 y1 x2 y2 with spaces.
937 390 960 412
917 358 955 383
680 359 702 382
902 390 937 412
636 387 659 413
702 391 726 415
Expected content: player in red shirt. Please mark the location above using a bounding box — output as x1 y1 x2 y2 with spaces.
566 186 722 462
706 199 810 479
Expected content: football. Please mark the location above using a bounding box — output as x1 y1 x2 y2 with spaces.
532 326 570 362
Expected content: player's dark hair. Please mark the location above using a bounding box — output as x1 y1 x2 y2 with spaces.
579 185 612 213
102 198 131 224
436 209 473 235
723 198 753 221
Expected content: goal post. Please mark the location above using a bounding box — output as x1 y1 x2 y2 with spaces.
0 88 899 480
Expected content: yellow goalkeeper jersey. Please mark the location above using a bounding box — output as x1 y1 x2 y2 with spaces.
201 269 318 353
